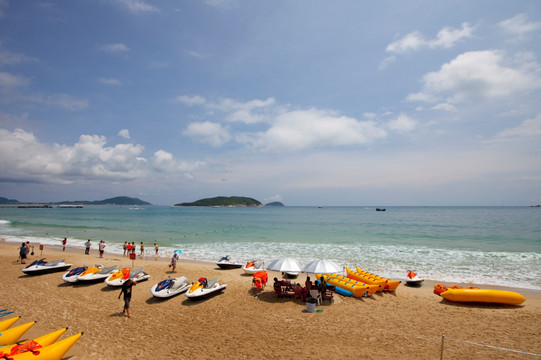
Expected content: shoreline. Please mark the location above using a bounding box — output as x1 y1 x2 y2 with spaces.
5 238 540 294
1 241 540 359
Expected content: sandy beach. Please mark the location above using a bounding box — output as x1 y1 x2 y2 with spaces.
1 240 540 359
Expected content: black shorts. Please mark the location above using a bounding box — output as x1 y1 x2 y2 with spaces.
100 250 104 255
124 296 131 309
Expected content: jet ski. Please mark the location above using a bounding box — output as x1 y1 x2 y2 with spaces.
61 265 88 283
150 276 190 298
22 259 72 275
216 256 242 269
185 277 226 300
405 270 424 287
77 265 117 282
241 261 265 274
105 267 150 287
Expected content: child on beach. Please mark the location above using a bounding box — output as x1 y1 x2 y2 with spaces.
118 279 136 318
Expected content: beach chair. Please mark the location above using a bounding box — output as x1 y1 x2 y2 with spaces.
321 288 334 303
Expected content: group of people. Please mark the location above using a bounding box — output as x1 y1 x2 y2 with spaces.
83 239 106 257
122 242 160 258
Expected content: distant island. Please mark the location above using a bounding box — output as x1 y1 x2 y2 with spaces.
265 201 285 207
0 196 151 206
175 196 263 207
56 196 151 206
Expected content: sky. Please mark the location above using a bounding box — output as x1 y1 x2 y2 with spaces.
0 0 540 206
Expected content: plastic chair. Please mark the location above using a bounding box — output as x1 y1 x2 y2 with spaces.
309 290 321 305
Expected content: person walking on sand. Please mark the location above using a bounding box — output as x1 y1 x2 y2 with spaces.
118 279 136 318
62 237 67 251
19 242 29 264
170 253 179 272
85 239 91 255
99 240 105 258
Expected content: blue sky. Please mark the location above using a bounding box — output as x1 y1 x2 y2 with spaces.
1 0 540 206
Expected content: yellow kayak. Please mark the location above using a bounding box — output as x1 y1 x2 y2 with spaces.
0 316 20 332
0 328 67 356
0 321 36 346
7 332 83 360
440 288 526 305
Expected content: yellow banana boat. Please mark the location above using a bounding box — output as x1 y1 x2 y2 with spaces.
0 316 20 332
440 288 526 305
0 328 67 356
320 274 381 297
7 332 83 360
351 267 401 291
0 321 36 346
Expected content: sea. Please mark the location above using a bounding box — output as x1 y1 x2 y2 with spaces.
1 206 540 290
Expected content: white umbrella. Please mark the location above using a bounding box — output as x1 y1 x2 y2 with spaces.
266 257 302 273
302 259 342 274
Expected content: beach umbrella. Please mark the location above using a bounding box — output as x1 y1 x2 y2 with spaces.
302 259 342 274
266 257 302 273
174 249 184 255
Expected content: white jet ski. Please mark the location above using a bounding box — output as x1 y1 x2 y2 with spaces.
405 270 424 287
241 261 265 274
150 276 190 298
105 267 150 287
61 265 88 283
216 255 242 269
77 265 117 282
23 259 72 275
185 277 227 300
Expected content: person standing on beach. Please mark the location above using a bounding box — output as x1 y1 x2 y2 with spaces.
123 242 128 256
62 238 67 251
170 253 179 272
126 242 132 255
118 279 136 318
99 240 105 258
19 242 29 264
140 242 144 257
26 241 34 258
131 242 136 255
154 242 158 256
85 239 91 255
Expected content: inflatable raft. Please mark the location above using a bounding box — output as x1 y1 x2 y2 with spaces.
321 274 381 298
346 267 401 291
440 288 526 305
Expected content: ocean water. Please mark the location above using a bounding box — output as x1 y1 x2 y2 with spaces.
1 206 540 290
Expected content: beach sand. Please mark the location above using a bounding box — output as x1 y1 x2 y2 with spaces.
1 241 540 359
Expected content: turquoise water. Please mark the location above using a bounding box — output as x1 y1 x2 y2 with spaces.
1 206 540 289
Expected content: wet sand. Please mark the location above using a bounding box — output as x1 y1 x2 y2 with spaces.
1 241 540 359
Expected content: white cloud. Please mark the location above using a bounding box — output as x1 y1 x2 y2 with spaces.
498 13 541 39
242 108 387 152
100 43 130 54
385 23 474 54
99 77 122 86
387 114 418 132
176 95 206 106
111 0 159 13
29 94 88 110
0 72 29 88
118 129 130 139
183 121 231 147
493 114 541 140
0 42 35 66
408 50 541 103
431 103 458 112
204 0 238 10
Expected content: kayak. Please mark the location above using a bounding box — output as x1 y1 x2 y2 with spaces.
440 288 526 305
